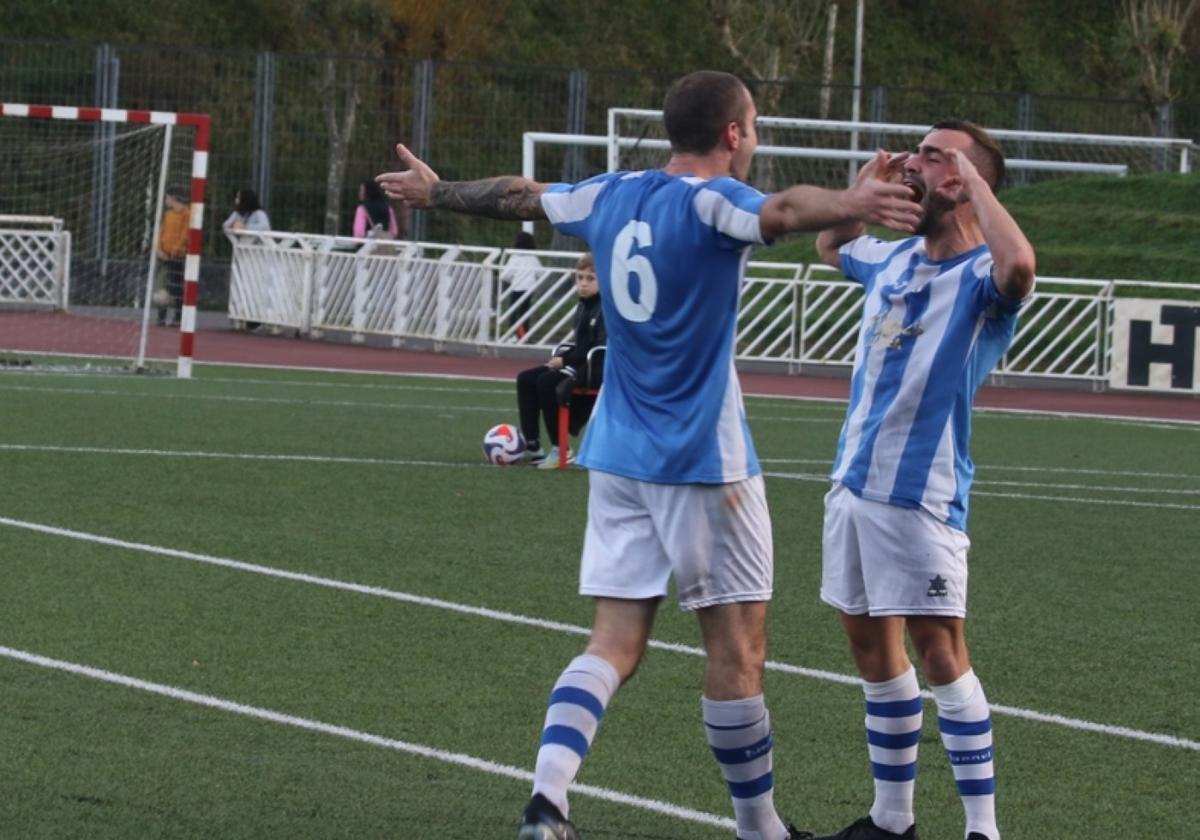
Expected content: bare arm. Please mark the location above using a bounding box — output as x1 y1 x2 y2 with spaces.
760 151 920 243
943 149 1036 299
813 151 913 268
430 177 548 221
377 143 548 221
815 221 866 269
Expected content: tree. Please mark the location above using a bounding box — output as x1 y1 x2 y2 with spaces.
1122 0 1200 116
710 0 832 114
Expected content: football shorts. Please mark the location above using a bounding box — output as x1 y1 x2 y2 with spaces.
580 470 773 610
820 482 971 617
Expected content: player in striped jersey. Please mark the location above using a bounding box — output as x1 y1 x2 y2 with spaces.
810 122 1036 840
379 71 920 840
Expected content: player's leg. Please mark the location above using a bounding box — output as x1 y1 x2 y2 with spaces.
524 598 657 833
815 487 921 840
515 366 547 460
520 471 672 839
835 613 922 839
647 476 792 840
697 601 796 840
908 617 998 840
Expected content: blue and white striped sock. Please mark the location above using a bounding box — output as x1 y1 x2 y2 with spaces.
932 669 999 840
703 694 788 840
531 654 619 819
864 667 922 836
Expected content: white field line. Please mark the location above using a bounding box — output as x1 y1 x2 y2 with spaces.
0 443 480 471
760 458 1200 482
0 383 503 414
0 644 735 833
760 471 1200 511
2 443 1197 511
1 514 1196 753
2 377 1196 430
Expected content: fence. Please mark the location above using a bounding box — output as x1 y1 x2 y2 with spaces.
0 216 71 309
227 231 1200 390
3 37 1198 268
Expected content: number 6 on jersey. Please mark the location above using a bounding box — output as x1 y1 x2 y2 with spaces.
610 220 658 322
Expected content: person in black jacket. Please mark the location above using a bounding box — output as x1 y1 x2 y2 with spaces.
516 252 604 467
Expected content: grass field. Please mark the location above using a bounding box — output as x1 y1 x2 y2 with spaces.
0 364 1195 840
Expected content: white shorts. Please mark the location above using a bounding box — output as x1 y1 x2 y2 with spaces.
820 483 971 617
580 470 774 611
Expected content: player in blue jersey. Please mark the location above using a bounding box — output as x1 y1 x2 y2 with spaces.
809 122 1036 840
378 70 921 840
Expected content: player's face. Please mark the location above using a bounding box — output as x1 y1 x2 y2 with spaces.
905 128 973 233
730 91 758 182
575 266 598 299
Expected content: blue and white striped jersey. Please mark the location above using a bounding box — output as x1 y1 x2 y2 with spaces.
541 169 768 484
831 235 1027 530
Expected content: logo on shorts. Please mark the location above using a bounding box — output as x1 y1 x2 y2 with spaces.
927 574 949 597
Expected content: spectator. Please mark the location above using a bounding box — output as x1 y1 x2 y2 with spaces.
353 179 399 239
499 230 542 338
516 253 604 468
222 188 271 232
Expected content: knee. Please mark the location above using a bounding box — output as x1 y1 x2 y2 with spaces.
707 637 766 688
916 641 967 685
583 640 642 685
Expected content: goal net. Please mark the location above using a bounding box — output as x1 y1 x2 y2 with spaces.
0 105 210 377
607 109 1194 191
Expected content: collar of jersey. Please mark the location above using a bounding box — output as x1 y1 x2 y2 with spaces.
915 240 988 268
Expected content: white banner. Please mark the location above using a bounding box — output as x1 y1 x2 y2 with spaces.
1110 298 1200 393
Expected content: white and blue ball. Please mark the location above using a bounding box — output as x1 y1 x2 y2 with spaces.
482 423 526 466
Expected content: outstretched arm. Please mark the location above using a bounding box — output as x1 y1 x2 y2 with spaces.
762 150 920 245
814 150 913 268
376 144 548 221
939 149 1036 300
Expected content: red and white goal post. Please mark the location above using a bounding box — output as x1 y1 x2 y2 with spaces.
0 104 210 378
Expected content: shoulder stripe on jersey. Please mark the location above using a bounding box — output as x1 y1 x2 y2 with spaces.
542 180 608 225
692 187 764 244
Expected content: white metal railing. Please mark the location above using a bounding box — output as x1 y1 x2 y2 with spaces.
226 232 1200 387
0 215 71 309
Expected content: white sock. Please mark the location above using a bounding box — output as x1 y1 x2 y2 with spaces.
864 667 922 835
703 694 789 840
530 654 619 818
931 669 999 840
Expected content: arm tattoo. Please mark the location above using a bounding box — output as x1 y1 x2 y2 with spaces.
431 177 547 221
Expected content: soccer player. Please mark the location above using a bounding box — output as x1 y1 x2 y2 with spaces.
809 122 1036 840
378 70 921 840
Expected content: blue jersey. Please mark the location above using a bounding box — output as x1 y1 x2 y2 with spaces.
832 235 1027 530
541 170 769 484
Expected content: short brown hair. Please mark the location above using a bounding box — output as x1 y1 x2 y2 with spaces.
931 119 1006 192
576 252 594 271
663 71 750 155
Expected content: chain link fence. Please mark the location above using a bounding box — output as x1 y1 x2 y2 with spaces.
2 37 1196 307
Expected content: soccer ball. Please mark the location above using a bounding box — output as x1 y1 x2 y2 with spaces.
483 423 526 466
152 288 172 307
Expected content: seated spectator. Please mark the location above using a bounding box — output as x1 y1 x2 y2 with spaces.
516 253 603 468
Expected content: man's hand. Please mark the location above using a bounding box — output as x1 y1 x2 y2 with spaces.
547 356 565 371
377 143 548 221
934 148 989 205
858 148 910 188
376 144 439 209
843 150 922 233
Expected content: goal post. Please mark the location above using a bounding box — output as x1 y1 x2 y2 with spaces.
606 108 1194 186
0 104 210 378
